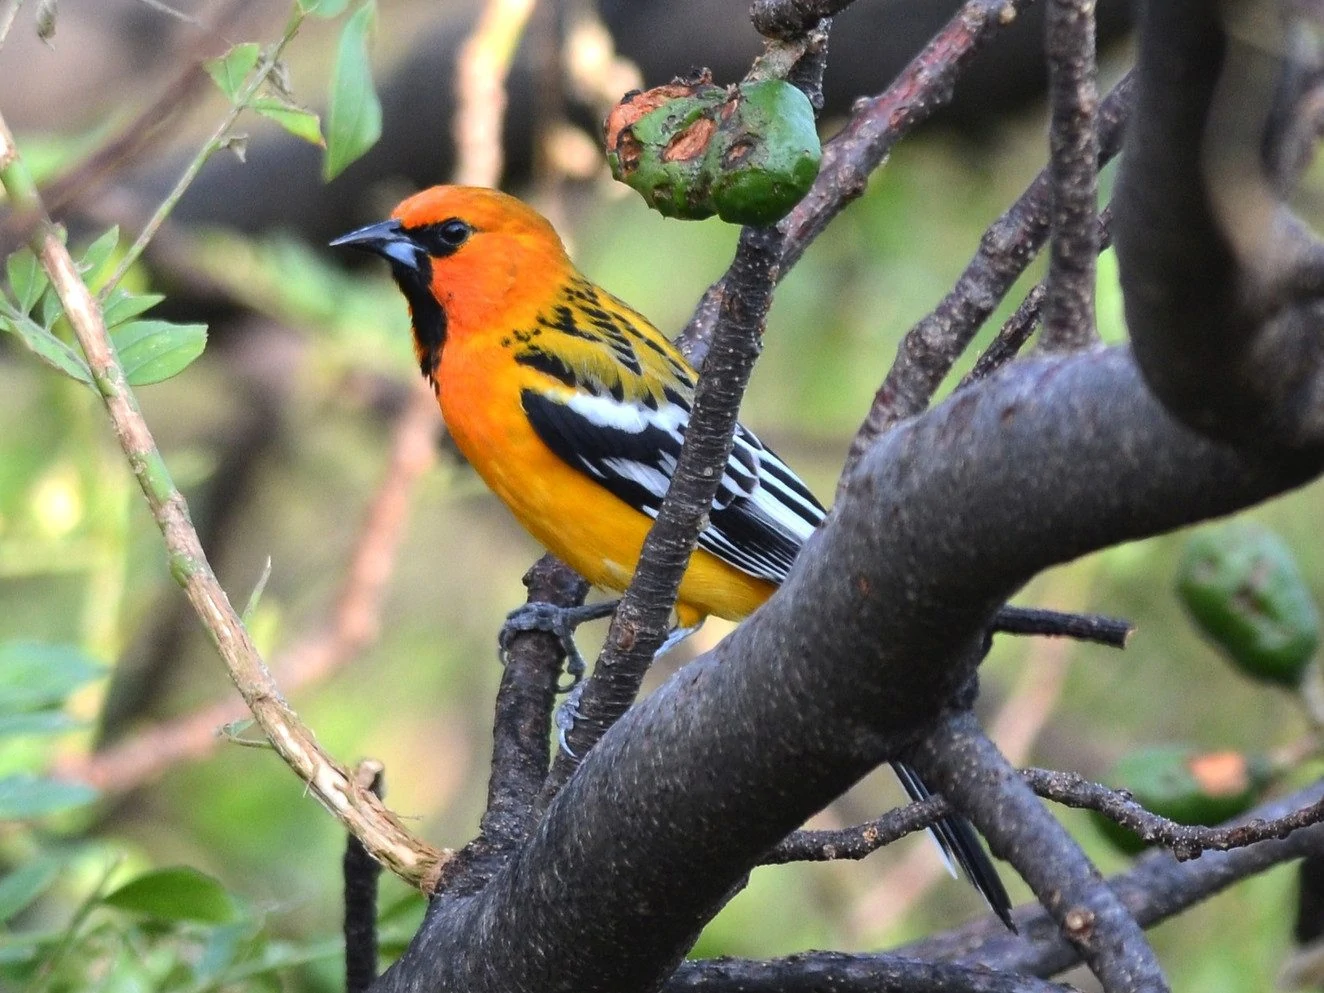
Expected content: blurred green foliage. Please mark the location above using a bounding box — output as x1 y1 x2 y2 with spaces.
0 20 1322 993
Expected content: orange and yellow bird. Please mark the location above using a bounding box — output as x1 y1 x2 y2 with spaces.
332 185 1013 928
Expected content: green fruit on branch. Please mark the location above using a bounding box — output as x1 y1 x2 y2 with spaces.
1178 523 1320 687
604 75 822 225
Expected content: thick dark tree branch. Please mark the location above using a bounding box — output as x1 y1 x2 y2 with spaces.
1039 0 1100 352
545 226 784 786
1115 0 1324 449
837 73 1132 483
665 954 1078 993
678 0 1037 363
373 347 1322 993
912 713 1166 990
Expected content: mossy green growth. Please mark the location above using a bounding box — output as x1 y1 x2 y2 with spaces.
604 78 821 226
1094 747 1272 854
1177 523 1320 687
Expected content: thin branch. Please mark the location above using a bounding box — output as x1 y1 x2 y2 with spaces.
836 73 1132 488
38 0 246 215
674 784 1324 993
771 760 1324 869
666 954 1078 993
990 604 1131 648
963 206 1113 386
545 224 785 787
98 10 307 300
678 0 1036 363
904 778 1324 976
51 386 441 797
345 761 385 993
1023 767 1324 859
912 712 1167 992
1039 0 1100 352
479 556 588 851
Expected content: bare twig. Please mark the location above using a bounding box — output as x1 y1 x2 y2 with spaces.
98 10 307 300
963 206 1114 386
1023 767 1324 859
1039 0 1100 352
991 604 1130 647
913 712 1167 991
836 73 1132 488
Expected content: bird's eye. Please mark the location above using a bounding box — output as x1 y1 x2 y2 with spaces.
417 218 472 255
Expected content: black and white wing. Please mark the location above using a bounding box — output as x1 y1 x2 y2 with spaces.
521 381 825 585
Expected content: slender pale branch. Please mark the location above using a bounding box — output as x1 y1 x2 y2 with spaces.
0 111 450 890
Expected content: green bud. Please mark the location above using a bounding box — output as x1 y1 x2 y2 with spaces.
1178 523 1320 687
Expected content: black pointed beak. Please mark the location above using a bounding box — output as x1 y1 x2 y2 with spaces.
330 219 423 272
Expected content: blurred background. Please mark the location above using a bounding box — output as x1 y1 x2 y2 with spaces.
1 0 1321 990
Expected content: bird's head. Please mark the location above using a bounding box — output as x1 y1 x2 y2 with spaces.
331 185 571 381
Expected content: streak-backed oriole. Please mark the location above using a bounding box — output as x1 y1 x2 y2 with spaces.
332 185 1013 928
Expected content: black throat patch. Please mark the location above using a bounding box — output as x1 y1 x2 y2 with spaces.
390 256 446 382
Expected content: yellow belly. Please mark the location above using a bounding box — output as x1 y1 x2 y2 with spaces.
436 358 775 627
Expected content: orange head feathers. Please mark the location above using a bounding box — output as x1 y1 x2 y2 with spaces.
331 185 573 380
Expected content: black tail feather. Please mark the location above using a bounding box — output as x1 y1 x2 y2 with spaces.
891 761 1016 932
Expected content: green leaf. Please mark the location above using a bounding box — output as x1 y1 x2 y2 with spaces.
0 311 92 383
0 856 64 922
38 282 63 328
206 43 261 103
323 0 381 181
111 319 207 385
253 98 324 146
103 867 238 924
0 775 97 819
76 227 119 280
0 711 83 738
299 0 350 17
101 289 164 328
5 249 47 314
0 642 105 713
